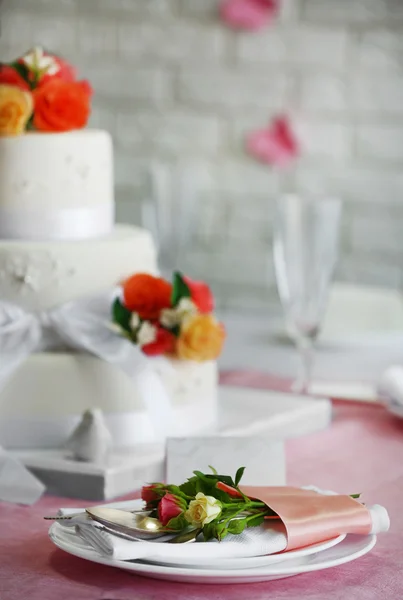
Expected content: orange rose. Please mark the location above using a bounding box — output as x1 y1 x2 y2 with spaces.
176 314 225 362
33 79 91 132
0 84 33 136
123 273 173 321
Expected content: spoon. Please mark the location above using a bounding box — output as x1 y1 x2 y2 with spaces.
85 506 170 539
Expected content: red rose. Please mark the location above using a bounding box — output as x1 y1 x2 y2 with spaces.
158 493 184 526
184 276 214 313
33 79 91 132
142 326 176 357
0 64 30 91
141 484 161 504
123 273 172 321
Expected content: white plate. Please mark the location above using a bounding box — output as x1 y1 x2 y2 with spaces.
49 524 376 584
143 533 346 569
54 499 344 569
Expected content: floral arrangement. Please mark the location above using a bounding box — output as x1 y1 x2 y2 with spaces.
141 467 277 541
112 271 225 361
0 46 92 136
141 468 362 542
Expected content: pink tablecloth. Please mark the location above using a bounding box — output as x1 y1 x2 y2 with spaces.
2 373 403 600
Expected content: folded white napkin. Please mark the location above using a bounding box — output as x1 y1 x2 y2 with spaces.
58 503 288 561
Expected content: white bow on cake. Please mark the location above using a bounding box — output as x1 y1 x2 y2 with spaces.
0 293 173 439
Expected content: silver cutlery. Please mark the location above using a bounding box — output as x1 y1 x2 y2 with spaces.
45 506 200 543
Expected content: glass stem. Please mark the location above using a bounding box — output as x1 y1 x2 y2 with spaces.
294 337 314 394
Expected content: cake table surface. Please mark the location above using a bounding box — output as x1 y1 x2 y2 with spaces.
1 377 402 600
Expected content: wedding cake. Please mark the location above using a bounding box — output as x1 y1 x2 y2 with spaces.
0 48 223 450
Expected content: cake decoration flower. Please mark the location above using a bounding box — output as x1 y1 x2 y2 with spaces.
0 47 92 135
176 313 226 362
33 79 91 133
0 84 33 136
160 297 197 328
21 46 60 81
112 271 225 362
0 64 30 91
123 273 173 321
184 276 215 314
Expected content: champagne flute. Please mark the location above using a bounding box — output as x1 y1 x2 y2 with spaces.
273 194 342 393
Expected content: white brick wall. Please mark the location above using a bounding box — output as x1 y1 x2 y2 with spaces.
1 0 403 308
178 69 289 110
116 111 222 155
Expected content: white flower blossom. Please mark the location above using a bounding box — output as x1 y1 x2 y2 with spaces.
185 493 222 527
160 297 197 328
22 47 60 76
129 312 140 332
137 321 157 347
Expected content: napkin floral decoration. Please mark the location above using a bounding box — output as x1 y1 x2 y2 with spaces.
142 467 276 541
142 466 361 542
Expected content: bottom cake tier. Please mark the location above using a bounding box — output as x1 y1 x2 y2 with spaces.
0 353 218 449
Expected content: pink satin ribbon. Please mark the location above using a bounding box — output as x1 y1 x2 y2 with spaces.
240 486 373 550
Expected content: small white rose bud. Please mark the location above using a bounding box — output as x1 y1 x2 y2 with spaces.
185 492 222 527
129 312 140 332
137 321 157 347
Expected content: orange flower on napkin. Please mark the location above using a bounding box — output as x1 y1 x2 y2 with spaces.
0 84 33 136
176 314 225 362
33 79 91 132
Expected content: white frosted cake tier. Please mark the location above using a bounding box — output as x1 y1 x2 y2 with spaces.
0 354 218 449
0 129 114 240
0 225 158 311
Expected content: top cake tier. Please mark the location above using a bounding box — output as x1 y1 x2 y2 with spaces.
0 129 114 240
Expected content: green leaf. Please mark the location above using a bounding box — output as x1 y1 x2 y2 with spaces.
234 466 245 487
350 493 361 499
8 61 34 89
179 478 197 498
112 298 132 334
202 522 216 541
165 485 190 501
166 513 187 531
214 488 232 504
195 478 203 494
245 513 266 528
217 526 229 541
171 271 191 307
227 518 247 535
193 470 212 483
209 465 218 475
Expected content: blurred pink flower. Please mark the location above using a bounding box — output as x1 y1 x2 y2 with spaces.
220 0 279 31
246 115 299 168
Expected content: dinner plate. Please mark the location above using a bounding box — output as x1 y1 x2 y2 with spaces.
49 524 376 584
142 533 346 569
55 499 345 569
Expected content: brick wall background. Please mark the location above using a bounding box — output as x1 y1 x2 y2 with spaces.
1 0 403 310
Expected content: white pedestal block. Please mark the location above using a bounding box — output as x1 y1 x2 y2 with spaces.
11 387 332 500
